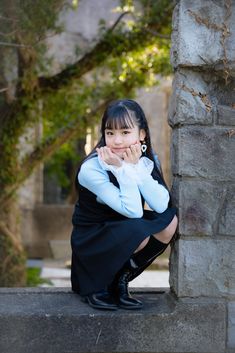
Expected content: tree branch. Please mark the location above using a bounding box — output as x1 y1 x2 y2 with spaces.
0 41 31 48
128 11 171 39
37 5 173 92
109 11 130 31
38 18 156 91
143 28 171 39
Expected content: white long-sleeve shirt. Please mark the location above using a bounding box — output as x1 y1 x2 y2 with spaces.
78 156 170 218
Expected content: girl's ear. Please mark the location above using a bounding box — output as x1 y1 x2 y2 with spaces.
139 129 146 141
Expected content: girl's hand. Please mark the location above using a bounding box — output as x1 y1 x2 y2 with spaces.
96 147 122 167
123 143 141 164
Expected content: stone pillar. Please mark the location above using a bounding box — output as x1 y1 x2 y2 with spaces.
169 1 235 351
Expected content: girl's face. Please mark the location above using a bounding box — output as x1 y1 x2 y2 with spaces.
104 122 146 158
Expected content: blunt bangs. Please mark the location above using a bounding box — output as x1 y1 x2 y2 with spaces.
105 105 136 130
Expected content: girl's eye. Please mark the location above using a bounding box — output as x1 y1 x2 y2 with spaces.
122 130 130 135
106 131 113 135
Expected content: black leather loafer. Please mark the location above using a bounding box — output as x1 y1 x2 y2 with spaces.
84 290 118 310
118 294 143 310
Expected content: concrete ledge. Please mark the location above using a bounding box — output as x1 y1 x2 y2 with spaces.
0 288 226 353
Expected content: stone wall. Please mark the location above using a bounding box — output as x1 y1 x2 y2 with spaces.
169 0 235 351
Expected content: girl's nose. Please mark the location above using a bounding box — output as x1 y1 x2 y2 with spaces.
114 135 122 144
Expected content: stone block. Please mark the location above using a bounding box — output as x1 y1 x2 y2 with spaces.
228 302 235 350
0 288 226 353
168 70 214 127
171 178 227 236
217 104 235 126
171 126 235 180
170 239 235 298
218 185 235 236
171 0 235 75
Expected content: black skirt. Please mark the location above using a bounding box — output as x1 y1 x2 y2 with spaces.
71 188 177 296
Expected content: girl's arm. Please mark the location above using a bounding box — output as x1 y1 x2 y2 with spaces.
138 174 170 213
78 157 143 218
123 157 170 213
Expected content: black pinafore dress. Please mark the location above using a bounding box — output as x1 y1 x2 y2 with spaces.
71 162 177 296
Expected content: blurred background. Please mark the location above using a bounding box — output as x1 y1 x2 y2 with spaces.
0 0 174 287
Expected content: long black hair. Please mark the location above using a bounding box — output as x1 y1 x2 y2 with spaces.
75 98 169 190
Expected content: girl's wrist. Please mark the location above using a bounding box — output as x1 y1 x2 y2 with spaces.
122 157 154 184
98 155 123 171
110 160 122 168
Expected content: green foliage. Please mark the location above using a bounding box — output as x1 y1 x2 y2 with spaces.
18 0 64 38
26 267 52 287
39 1 172 133
140 0 174 27
45 141 81 188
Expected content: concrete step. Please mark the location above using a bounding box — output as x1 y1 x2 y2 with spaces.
0 288 226 353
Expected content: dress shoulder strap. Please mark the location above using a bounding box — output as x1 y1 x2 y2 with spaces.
153 153 162 174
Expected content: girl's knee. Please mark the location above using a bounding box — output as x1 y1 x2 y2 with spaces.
153 215 178 244
164 215 178 242
170 215 178 233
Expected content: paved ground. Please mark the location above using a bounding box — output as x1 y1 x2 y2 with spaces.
37 260 169 288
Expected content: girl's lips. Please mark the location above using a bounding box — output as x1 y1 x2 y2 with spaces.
111 148 126 152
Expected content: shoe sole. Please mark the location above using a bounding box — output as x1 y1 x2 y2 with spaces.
118 304 143 310
83 297 118 311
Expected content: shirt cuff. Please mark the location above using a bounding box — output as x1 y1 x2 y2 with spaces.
97 156 131 183
98 156 154 185
123 157 154 185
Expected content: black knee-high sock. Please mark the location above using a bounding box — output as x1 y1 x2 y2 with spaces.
124 237 169 282
112 237 169 285
132 236 168 268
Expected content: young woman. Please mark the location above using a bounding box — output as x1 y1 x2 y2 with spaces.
71 99 178 310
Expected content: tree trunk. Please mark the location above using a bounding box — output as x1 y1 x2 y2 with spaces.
0 43 26 286
0 200 26 287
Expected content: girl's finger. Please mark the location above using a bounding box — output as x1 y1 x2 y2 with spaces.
123 152 128 161
126 148 132 157
104 146 111 155
130 145 139 158
136 143 141 152
130 145 136 153
131 144 138 153
106 147 113 156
